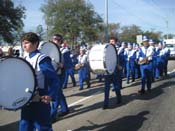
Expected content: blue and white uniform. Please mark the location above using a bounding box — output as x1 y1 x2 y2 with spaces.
61 47 76 88
103 44 122 109
77 52 90 90
155 43 164 78
19 50 59 131
124 44 136 83
139 46 154 92
134 44 141 79
162 43 170 76
50 46 69 121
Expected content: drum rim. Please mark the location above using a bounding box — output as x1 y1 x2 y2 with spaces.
0 56 37 110
40 41 62 71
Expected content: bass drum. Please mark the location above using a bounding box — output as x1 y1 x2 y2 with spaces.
39 41 61 71
88 44 117 74
0 57 37 110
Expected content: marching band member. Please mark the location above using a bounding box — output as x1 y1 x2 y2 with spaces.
149 39 156 81
77 46 91 90
20 32 59 131
118 42 127 78
124 43 136 84
60 40 76 89
103 37 122 109
134 43 141 79
162 42 170 76
138 36 154 94
51 34 69 121
155 42 166 79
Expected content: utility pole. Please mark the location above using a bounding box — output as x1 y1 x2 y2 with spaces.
166 20 169 39
105 0 108 43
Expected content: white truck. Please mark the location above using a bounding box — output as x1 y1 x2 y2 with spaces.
164 39 175 60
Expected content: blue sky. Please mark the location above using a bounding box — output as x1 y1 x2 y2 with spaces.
13 0 175 34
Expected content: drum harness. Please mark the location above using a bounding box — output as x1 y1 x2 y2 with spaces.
25 54 42 103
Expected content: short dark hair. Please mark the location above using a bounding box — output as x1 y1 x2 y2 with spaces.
52 34 63 43
109 36 118 42
21 32 40 45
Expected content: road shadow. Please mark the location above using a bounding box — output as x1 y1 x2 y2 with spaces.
73 111 149 131
0 121 18 131
55 78 173 123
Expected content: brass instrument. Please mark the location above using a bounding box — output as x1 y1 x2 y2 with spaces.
138 58 148 65
138 51 153 65
74 63 83 70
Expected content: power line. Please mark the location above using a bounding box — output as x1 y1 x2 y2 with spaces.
111 0 165 30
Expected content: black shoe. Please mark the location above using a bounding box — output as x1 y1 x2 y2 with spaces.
57 110 69 117
52 117 57 123
63 86 67 89
112 88 115 92
79 88 83 90
132 79 135 82
147 88 151 92
87 84 91 88
73 83 76 87
117 98 122 104
102 105 109 110
138 89 145 94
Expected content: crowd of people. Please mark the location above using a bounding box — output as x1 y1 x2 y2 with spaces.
0 32 170 131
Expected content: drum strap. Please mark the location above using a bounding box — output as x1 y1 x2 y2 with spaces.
34 54 42 71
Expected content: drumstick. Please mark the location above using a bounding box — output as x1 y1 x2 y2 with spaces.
25 88 33 94
25 88 41 102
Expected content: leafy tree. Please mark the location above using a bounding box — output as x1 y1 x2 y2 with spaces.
119 24 142 43
0 0 25 44
143 30 162 43
41 0 103 45
108 23 120 37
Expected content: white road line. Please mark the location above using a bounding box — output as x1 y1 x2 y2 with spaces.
68 91 102 108
68 96 94 107
168 69 175 75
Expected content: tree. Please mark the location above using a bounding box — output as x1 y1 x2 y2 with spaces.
143 30 162 43
0 0 25 44
41 0 103 46
108 23 120 37
119 25 142 43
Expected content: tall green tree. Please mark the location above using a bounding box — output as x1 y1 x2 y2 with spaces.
143 30 162 43
119 24 142 43
0 0 25 44
41 0 103 45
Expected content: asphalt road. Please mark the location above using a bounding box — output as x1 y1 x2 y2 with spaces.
1 60 175 131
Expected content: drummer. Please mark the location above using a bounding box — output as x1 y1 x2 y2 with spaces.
50 34 69 121
103 37 122 109
20 32 59 131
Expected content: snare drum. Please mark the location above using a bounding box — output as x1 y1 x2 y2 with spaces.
88 44 117 74
39 41 61 71
0 57 36 110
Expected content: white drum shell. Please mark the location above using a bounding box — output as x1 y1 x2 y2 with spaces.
88 44 117 74
0 57 36 110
